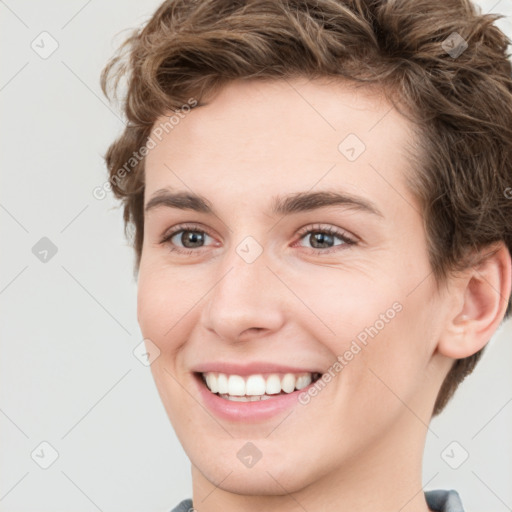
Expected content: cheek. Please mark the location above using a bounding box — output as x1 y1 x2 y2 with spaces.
296 264 402 350
137 274 166 340
334 288 438 427
305 264 435 402
136 264 198 353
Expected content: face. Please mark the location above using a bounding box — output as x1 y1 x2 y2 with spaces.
137 78 451 496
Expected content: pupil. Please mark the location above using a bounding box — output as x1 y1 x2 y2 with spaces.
183 231 204 248
311 232 332 248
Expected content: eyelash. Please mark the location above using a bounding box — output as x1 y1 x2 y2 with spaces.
159 223 357 256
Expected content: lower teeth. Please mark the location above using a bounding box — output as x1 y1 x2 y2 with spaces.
218 393 283 401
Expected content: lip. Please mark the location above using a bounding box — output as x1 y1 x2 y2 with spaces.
192 361 323 376
193 371 320 422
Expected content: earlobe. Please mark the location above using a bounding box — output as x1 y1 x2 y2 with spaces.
437 243 512 360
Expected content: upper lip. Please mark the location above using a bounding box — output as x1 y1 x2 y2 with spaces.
192 361 323 376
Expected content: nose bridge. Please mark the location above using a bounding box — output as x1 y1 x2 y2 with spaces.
201 238 285 341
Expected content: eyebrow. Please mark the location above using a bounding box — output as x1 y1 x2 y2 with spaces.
145 188 383 218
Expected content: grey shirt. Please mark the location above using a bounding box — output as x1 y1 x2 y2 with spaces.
169 489 464 511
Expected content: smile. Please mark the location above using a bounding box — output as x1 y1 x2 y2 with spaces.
200 371 322 401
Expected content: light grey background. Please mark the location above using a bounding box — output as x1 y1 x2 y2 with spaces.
0 1 510 511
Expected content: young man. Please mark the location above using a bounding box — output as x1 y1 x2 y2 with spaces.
100 0 512 510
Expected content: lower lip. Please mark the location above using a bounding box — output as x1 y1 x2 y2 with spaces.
194 373 317 422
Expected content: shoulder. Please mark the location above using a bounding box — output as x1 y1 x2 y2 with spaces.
425 490 465 512
169 498 193 512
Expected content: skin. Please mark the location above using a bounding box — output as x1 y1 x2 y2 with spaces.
137 78 511 512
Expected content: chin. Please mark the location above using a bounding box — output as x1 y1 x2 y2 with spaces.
194 457 318 496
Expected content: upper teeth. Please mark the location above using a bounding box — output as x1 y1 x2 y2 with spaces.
202 372 316 396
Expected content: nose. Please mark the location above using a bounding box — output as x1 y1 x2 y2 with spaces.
199 247 286 343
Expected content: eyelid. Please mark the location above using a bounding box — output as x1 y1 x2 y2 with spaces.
160 222 214 242
295 223 357 243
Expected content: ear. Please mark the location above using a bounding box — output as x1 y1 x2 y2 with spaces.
437 242 512 359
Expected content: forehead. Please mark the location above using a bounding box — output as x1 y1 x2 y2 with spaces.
144 78 417 214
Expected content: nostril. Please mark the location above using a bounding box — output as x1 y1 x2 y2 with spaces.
236 327 265 340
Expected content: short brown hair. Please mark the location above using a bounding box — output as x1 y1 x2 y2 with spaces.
100 0 512 415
